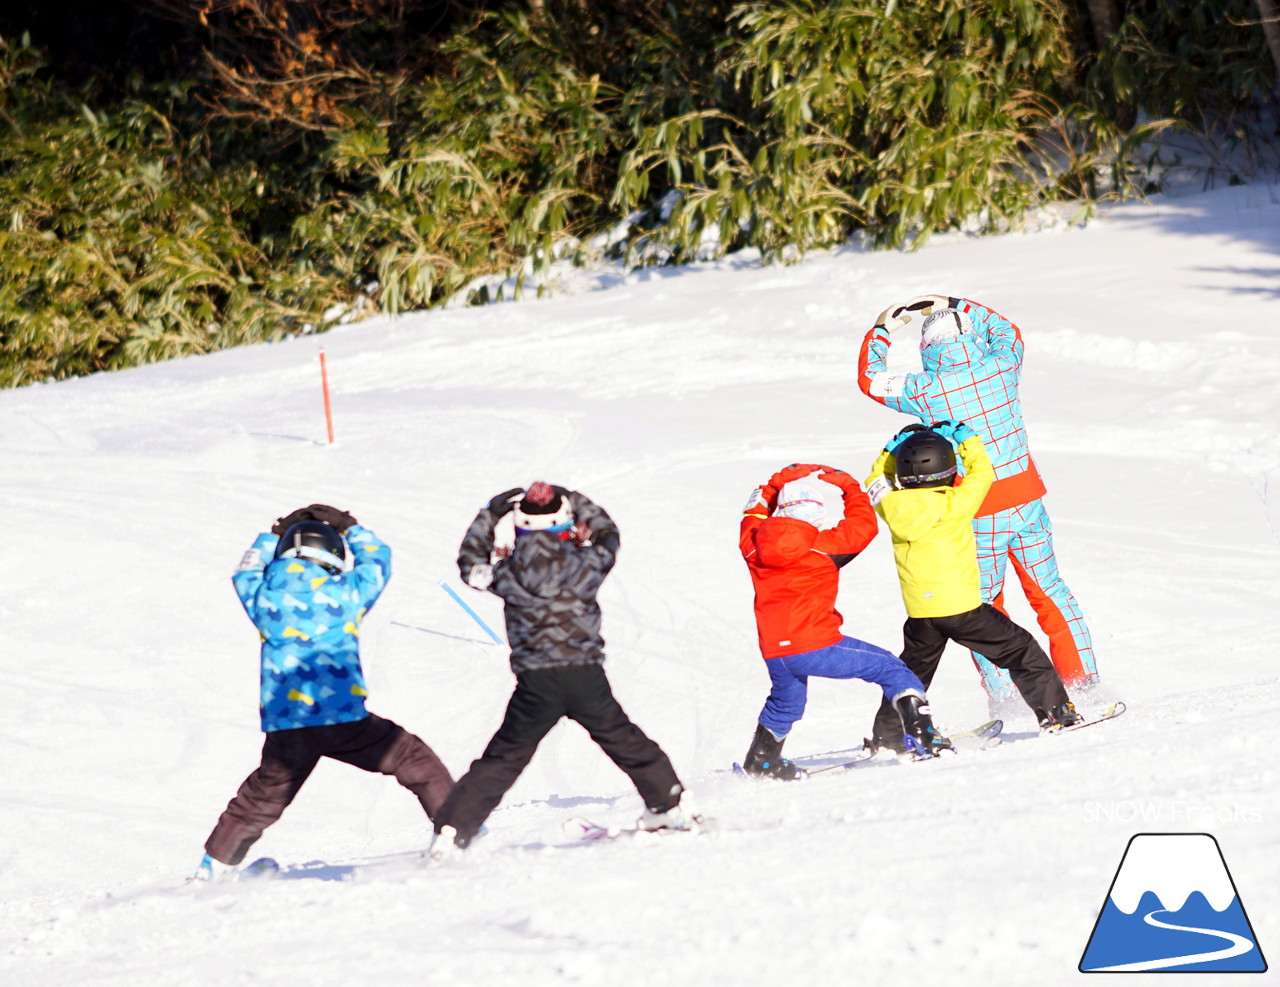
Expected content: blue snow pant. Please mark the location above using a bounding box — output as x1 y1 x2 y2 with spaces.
971 499 1098 702
759 636 925 738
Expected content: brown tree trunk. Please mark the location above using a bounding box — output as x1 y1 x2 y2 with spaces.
1257 0 1280 85
1083 0 1122 49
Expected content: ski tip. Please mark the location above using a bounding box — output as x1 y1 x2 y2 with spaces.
562 816 613 840
1084 700 1126 722
242 857 280 879
948 718 1003 742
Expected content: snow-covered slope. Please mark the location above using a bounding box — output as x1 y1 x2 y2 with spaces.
2 181 1278 987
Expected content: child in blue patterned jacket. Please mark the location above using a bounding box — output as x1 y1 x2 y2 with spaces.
193 504 454 882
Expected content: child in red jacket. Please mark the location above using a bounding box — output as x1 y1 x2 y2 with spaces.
739 464 951 777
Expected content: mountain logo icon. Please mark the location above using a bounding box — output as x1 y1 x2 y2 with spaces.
1080 833 1267 973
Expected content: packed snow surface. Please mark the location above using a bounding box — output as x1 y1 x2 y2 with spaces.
2 181 1278 986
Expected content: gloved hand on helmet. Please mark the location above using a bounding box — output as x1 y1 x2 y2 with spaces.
271 503 358 536
874 294 961 332
884 423 928 454
486 487 526 517
930 420 979 446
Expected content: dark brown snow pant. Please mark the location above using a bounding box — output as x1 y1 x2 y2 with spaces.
435 664 683 846
204 713 454 865
870 603 1072 747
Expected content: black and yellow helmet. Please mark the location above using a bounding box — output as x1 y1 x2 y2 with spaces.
275 520 346 573
894 429 958 488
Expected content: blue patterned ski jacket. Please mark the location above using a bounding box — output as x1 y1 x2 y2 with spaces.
857 297 1047 516
231 525 392 732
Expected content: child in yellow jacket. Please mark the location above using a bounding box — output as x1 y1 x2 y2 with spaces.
864 421 1081 749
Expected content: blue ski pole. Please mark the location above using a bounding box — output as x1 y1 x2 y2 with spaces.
440 580 504 645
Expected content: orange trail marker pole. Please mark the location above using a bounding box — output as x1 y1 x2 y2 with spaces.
319 347 335 445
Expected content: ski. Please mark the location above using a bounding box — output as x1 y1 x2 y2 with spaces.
240 856 281 879
192 856 281 885
561 816 710 842
949 717 1005 748
1045 700 1126 734
800 752 877 776
732 717 1004 779
189 851 429 886
97 856 285 908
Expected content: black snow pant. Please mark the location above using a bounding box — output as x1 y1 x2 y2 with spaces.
435 663 683 845
205 713 454 865
870 604 1071 747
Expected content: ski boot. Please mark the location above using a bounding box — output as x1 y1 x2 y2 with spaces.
637 789 704 833
893 693 954 759
190 853 237 884
862 732 911 757
426 825 467 866
742 723 804 781
1037 701 1084 733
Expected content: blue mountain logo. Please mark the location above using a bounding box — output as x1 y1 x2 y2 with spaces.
1080 833 1267 973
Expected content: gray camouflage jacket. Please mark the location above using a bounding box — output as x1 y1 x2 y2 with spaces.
457 489 621 674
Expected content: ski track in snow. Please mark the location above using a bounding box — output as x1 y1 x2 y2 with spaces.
3 180 1280 987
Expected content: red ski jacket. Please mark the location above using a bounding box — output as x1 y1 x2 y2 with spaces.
739 465 879 659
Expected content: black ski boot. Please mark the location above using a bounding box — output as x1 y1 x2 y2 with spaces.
742 724 804 781
893 693 954 759
1037 701 1084 732
862 732 910 757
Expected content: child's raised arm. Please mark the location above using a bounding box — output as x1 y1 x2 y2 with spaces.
812 468 878 557
935 421 995 519
346 525 392 609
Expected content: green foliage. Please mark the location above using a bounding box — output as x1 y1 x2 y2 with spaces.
616 0 1105 259
0 39 346 386
309 12 626 311
1087 0 1274 125
0 0 1274 387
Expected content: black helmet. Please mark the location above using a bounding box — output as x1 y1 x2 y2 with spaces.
895 429 957 488
275 520 346 573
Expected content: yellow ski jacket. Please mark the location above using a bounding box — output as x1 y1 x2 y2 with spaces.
866 435 995 618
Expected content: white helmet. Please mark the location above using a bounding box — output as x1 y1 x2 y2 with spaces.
920 308 972 348
773 479 826 527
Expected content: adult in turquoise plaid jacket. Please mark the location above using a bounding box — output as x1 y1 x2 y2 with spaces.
857 295 1099 703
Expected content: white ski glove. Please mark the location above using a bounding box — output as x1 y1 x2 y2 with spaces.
875 294 958 332
866 475 892 506
899 294 957 317
742 487 769 514
466 563 494 591
874 303 912 334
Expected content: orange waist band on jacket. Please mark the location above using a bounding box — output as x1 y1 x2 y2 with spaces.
975 459 1047 516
